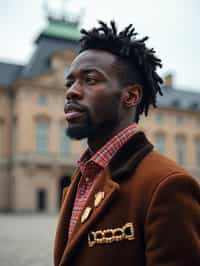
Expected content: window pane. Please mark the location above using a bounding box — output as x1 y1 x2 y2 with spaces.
36 122 48 154
0 123 2 158
38 95 47 105
155 113 164 124
196 140 200 166
176 115 184 126
197 118 200 127
155 134 165 154
176 136 185 165
60 126 70 156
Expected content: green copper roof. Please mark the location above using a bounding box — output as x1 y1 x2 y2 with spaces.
43 20 80 41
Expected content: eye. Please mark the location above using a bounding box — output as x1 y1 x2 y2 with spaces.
65 79 74 88
85 76 98 85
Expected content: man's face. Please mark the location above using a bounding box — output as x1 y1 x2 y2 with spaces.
64 50 123 140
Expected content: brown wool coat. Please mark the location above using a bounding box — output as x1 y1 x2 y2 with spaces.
54 132 200 266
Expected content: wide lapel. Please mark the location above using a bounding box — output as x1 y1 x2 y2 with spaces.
54 169 81 266
59 167 120 266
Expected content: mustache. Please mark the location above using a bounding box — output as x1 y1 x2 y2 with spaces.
64 101 88 113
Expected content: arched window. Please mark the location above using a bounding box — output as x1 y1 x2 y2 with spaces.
36 120 49 154
154 133 165 154
60 124 70 156
175 135 186 165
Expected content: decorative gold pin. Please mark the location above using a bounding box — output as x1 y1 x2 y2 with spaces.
94 191 105 208
81 207 92 223
88 222 135 247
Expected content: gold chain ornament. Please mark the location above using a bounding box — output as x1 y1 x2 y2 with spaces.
88 222 135 247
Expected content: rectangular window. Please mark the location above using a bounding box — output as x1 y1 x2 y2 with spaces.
176 136 185 165
196 140 200 166
176 115 184 126
0 122 2 158
155 113 164 124
197 118 200 127
38 95 47 105
36 122 48 154
155 134 165 154
60 126 70 156
37 189 47 211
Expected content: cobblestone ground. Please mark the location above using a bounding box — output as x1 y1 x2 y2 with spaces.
0 214 58 266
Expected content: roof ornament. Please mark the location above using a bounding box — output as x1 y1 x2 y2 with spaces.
43 0 84 26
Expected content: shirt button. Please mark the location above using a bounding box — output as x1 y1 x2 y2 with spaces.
85 177 89 182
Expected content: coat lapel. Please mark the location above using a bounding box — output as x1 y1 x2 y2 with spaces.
59 167 120 266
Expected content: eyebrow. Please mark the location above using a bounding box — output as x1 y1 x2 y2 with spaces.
65 68 110 80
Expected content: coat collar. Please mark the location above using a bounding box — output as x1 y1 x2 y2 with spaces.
54 131 153 266
109 131 153 180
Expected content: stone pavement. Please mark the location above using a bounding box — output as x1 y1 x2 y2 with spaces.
0 214 58 266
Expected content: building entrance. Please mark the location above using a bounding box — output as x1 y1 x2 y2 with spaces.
37 189 47 211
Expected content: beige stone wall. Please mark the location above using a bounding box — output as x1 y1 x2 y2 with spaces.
140 107 200 180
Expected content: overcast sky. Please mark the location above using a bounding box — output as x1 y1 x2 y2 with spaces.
0 0 200 92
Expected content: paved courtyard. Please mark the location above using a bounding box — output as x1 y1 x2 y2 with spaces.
0 214 58 266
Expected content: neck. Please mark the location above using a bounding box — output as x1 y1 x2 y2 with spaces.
87 120 134 153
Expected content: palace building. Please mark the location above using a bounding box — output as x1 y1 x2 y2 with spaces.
0 16 200 213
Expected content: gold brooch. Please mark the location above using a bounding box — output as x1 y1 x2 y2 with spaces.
88 222 135 247
94 191 105 208
81 207 92 224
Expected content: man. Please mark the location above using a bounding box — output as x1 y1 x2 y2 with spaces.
54 21 200 266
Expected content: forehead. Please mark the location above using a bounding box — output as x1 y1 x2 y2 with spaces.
67 50 117 76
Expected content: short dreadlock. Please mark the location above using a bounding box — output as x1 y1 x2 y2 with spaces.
79 21 163 123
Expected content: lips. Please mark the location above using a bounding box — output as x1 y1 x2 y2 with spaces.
64 103 85 122
65 111 84 121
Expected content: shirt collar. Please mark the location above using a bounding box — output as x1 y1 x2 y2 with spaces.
78 123 138 170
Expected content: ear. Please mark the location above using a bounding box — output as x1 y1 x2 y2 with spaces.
122 84 143 108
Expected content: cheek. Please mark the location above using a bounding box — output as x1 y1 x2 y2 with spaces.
91 89 121 121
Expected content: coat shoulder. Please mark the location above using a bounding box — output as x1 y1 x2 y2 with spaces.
125 150 200 221
135 150 198 185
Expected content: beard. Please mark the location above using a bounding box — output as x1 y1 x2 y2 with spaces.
66 109 119 141
66 110 97 140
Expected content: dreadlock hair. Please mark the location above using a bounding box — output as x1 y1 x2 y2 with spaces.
79 21 163 123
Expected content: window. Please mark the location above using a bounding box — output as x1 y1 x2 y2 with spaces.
36 121 49 154
38 95 47 105
196 139 200 166
37 189 47 211
154 133 165 154
176 115 184 126
176 136 186 165
0 121 2 158
60 126 70 156
155 113 164 124
197 118 200 127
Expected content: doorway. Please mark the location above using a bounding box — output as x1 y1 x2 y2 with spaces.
37 189 47 211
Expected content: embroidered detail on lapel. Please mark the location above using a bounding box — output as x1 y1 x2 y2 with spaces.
94 191 105 208
88 222 135 247
81 207 92 224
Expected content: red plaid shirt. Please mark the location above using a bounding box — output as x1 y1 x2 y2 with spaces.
68 124 138 239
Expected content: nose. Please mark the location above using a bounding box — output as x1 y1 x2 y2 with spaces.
65 80 83 101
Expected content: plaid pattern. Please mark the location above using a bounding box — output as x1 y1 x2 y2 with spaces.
68 124 138 239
